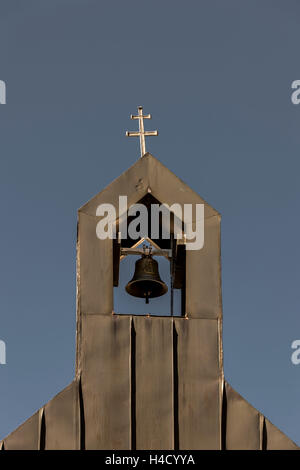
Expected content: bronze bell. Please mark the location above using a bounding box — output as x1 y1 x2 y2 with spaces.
125 253 168 303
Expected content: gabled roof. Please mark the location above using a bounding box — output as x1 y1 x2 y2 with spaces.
1 377 297 450
79 153 219 219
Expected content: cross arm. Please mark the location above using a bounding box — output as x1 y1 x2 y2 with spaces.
144 130 158 136
126 131 140 137
131 114 151 120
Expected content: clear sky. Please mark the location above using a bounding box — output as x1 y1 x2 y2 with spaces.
0 0 299 445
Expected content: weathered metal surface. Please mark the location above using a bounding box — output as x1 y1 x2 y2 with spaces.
175 318 221 449
113 239 121 286
80 314 131 449
77 154 220 322
134 316 173 450
186 214 221 319
3 411 40 450
78 212 113 315
44 381 80 450
265 418 298 450
147 154 218 219
224 382 260 450
80 154 218 219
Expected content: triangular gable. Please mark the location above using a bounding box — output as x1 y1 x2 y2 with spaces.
79 153 219 220
224 382 298 450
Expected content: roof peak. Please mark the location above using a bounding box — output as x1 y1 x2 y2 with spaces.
79 152 219 219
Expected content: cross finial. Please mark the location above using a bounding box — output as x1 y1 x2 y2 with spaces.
126 106 158 158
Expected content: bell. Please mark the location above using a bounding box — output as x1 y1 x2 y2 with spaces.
125 253 168 303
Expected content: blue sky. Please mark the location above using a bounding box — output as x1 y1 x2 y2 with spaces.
0 0 300 444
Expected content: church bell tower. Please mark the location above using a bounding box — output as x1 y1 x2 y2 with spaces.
1 107 298 450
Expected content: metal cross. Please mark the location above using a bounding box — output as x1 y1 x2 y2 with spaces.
126 106 158 157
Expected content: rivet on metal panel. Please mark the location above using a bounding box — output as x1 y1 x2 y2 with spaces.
135 178 144 191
